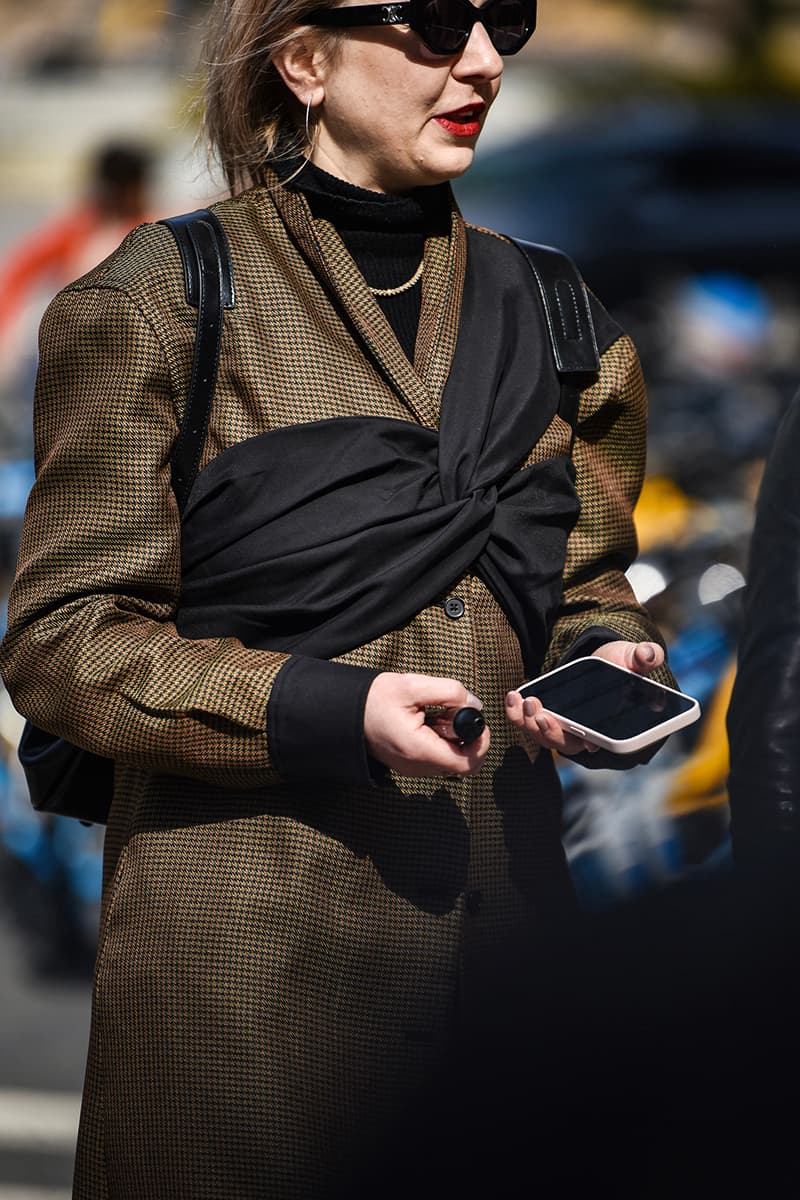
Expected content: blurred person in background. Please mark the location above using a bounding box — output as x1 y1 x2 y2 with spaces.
727 389 800 874
0 0 675 1195
0 140 154 393
0 140 154 976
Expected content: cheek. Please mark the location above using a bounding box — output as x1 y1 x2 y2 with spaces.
329 46 382 110
344 71 376 112
394 81 446 142
371 83 432 154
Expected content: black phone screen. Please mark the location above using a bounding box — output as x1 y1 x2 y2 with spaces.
518 658 695 741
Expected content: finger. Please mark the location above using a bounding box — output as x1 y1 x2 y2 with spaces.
526 708 588 755
414 724 491 775
505 691 553 743
457 726 491 771
506 692 594 756
402 673 482 711
426 715 463 742
506 691 551 729
504 689 530 727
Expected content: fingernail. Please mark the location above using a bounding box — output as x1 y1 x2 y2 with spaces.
523 697 536 717
536 715 549 733
641 644 656 663
505 691 519 706
465 692 483 711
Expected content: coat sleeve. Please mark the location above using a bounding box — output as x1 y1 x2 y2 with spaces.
0 282 379 788
542 332 675 769
727 392 800 869
544 333 670 669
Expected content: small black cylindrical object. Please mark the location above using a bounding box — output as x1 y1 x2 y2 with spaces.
451 707 485 743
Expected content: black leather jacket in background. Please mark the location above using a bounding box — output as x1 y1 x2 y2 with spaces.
728 391 800 868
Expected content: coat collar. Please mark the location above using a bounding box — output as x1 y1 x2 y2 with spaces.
261 166 466 429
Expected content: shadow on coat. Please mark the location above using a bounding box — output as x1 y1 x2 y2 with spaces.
494 744 578 916
136 772 470 915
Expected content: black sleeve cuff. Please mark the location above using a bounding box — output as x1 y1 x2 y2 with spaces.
267 656 387 787
557 625 625 666
565 739 665 772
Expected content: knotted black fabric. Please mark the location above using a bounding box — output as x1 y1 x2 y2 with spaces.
177 230 583 678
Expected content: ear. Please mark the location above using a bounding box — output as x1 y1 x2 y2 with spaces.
272 36 326 109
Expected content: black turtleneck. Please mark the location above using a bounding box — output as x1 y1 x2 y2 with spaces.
278 159 451 363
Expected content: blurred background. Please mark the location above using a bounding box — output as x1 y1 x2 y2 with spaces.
0 0 799 1194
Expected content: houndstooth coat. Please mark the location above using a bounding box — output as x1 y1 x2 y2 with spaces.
0 173 668 1198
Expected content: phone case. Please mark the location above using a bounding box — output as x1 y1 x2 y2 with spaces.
519 657 701 754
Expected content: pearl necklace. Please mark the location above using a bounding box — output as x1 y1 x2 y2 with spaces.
367 258 424 297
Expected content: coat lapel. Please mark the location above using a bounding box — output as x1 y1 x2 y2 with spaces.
267 173 466 430
413 200 467 412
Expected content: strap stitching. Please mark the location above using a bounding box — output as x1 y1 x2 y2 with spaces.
509 237 600 374
555 280 581 341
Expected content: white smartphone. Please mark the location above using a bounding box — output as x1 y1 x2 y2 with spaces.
517 656 701 754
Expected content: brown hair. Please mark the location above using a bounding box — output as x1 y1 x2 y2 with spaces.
200 0 339 195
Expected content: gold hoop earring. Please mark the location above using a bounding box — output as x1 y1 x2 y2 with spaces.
304 96 313 145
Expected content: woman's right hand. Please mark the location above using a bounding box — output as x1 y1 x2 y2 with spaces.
364 672 490 778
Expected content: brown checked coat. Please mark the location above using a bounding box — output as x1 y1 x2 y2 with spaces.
0 174 668 1199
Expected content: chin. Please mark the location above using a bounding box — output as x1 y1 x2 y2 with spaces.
442 148 477 181
411 146 477 188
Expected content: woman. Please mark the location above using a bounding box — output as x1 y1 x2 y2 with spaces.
0 0 670 1195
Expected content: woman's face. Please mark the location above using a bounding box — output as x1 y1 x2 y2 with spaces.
311 8 504 193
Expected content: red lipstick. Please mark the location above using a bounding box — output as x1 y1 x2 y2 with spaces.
434 103 485 137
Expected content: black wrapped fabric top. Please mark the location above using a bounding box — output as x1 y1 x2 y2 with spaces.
177 226 582 681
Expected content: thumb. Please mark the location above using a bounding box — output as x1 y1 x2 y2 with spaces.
630 641 664 673
593 640 664 673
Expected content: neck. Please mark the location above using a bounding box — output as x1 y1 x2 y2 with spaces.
308 148 393 196
272 157 453 363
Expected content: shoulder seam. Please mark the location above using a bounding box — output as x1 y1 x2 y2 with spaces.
62 220 172 295
600 329 633 358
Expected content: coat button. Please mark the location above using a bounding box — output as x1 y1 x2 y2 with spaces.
444 596 465 620
465 889 483 916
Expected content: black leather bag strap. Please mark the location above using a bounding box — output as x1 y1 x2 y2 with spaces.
510 238 600 441
160 209 235 514
17 211 236 826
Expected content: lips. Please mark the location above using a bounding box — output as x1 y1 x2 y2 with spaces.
434 103 485 137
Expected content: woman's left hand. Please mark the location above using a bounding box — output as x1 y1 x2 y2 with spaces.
504 640 665 758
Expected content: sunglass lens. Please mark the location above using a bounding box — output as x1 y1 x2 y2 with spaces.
482 0 536 54
416 0 536 56
417 0 471 54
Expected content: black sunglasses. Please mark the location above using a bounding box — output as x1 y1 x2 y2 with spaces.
303 0 537 57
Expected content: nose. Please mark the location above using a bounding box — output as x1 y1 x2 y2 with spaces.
452 21 504 82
